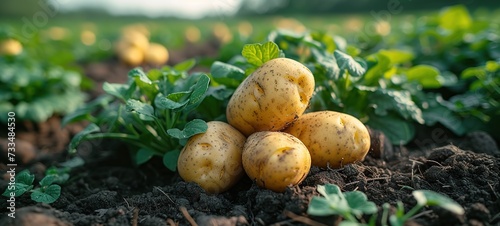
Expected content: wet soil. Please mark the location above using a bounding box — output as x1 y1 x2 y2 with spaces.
1 41 499 226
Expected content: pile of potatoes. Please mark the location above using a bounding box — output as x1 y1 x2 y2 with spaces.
114 25 169 66
177 57 371 193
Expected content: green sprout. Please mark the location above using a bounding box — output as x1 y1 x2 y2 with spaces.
307 184 464 226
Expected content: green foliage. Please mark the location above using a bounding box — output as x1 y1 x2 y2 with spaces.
241 41 284 67
308 184 377 222
2 157 83 204
308 184 464 226
63 60 211 171
0 56 86 123
388 190 464 226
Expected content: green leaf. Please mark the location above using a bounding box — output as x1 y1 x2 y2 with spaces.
339 222 366 226
69 123 100 152
154 92 189 110
126 99 156 121
367 88 424 124
31 185 61 204
2 169 35 197
174 59 196 72
439 5 472 31
135 148 155 165
308 184 376 219
378 49 414 64
128 68 152 84
413 190 464 215
44 170 70 185
307 196 338 216
39 175 57 186
367 112 415 145
242 41 282 67
184 74 210 112
317 184 342 197
364 53 391 85
167 119 207 139
344 191 378 217
421 94 466 135
129 68 158 100
310 48 340 80
334 50 366 77
210 61 246 88
2 184 33 197
163 150 181 171
406 65 442 89
59 156 85 168
62 96 113 126
16 169 35 185
102 82 131 101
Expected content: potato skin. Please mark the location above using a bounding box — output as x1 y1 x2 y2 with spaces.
226 58 315 136
242 131 311 192
284 111 370 168
177 121 246 194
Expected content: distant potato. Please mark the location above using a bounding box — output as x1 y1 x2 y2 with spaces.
144 43 169 65
284 111 370 168
0 39 23 56
226 58 315 136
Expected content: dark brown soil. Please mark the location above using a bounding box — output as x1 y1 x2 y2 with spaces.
1 42 499 226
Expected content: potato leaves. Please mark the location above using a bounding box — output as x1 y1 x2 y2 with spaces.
308 184 464 226
64 60 211 171
242 41 284 67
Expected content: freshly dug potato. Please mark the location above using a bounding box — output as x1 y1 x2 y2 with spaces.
242 131 311 192
284 111 370 168
177 121 246 194
226 58 315 136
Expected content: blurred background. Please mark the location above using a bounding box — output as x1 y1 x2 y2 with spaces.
1 0 499 66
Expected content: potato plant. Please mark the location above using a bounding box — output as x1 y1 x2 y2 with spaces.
0 54 86 123
64 59 210 171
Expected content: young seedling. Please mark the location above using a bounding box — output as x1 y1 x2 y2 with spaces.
308 184 464 226
307 184 377 224
386 190 464 226
2 157 83 204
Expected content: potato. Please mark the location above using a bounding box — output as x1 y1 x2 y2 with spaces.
0 39 23 56
177 121 246 194
242 131 311 192
226 58 315 136
284 111 370 168
117 46 144 66
144 43 169 65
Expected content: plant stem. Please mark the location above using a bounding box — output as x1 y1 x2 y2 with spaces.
381 203 390 226
401 204 423 222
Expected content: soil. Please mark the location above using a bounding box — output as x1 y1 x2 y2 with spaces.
1 41 500 226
